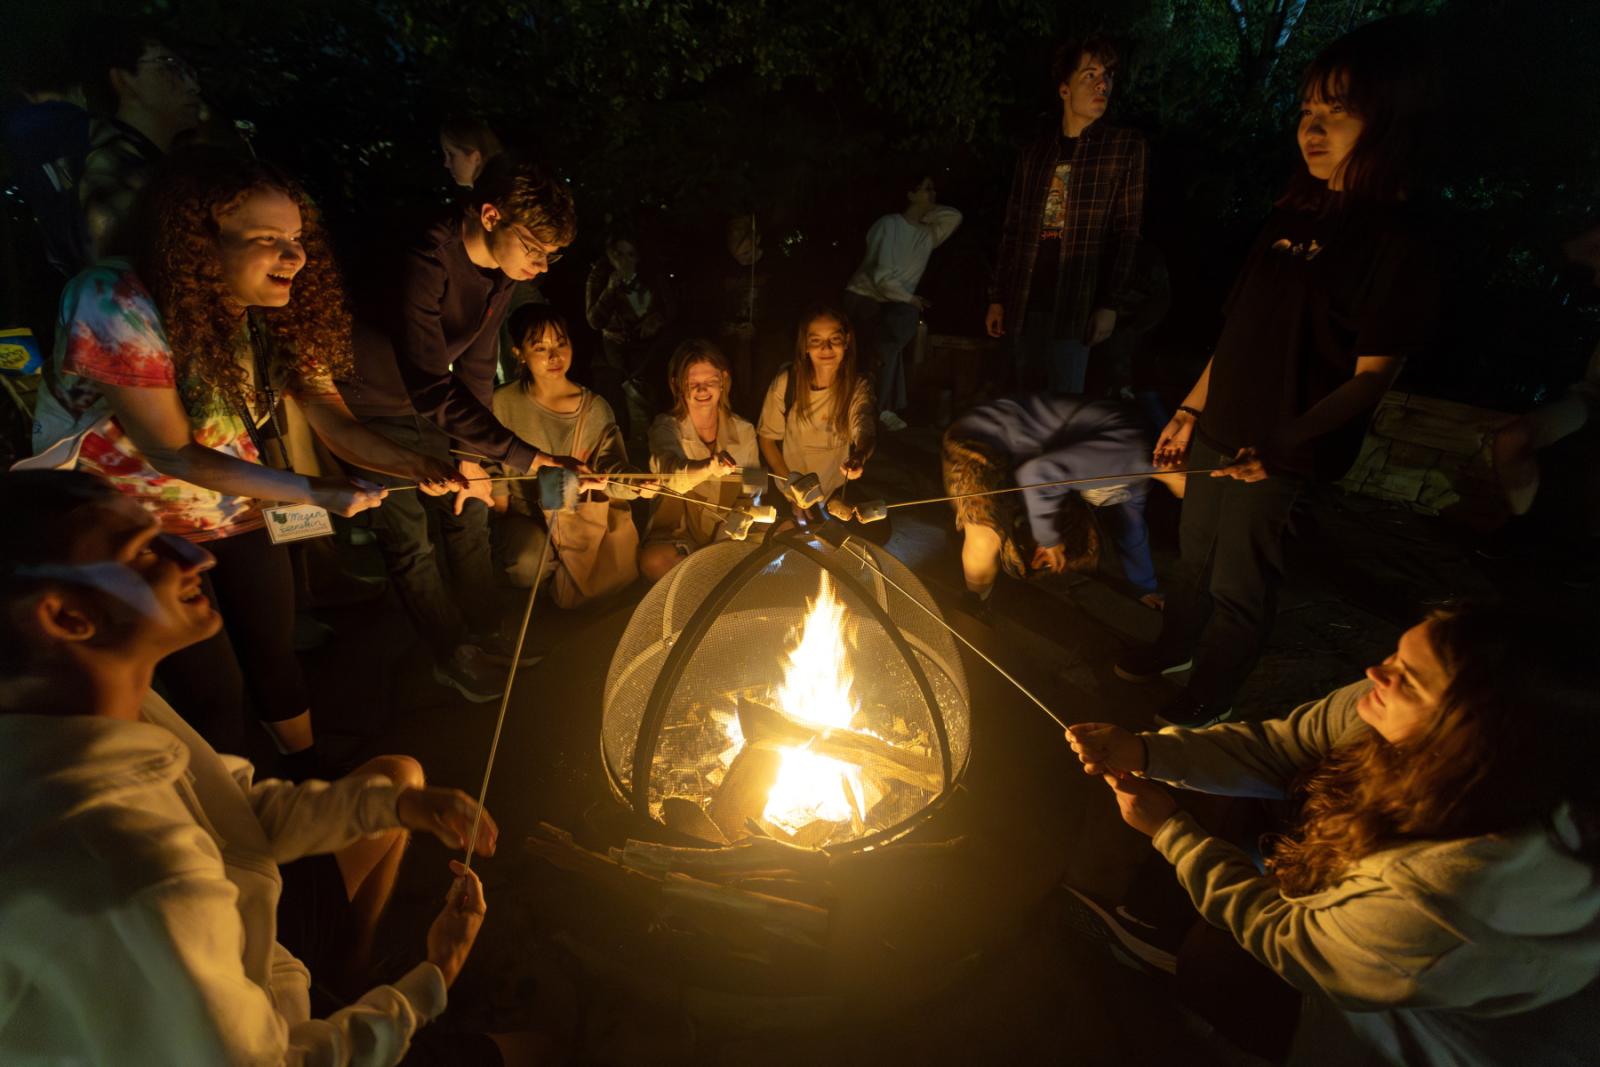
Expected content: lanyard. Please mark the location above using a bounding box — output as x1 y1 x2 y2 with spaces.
231 313 291 471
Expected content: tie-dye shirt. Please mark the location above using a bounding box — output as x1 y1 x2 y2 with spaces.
50 265 338 541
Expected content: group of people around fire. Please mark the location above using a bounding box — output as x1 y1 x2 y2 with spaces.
0 12 1594 1067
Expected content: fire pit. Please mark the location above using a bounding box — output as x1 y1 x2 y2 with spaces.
602 528 971 852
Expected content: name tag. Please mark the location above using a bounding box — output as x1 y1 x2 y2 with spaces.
263 504 335 544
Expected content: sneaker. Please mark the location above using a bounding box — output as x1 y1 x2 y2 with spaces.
473 626 545 668
879 410 909 432
432 645 509 703
1112 645 1193 683
1059 885 1180 976
1153 691 1233 729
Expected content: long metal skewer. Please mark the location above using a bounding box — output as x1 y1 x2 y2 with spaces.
839 541 1070 732
460 529 549 874
884 466 1221 510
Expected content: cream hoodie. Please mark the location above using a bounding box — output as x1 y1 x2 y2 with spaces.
1143 680 1600 1065
0 691 447 1065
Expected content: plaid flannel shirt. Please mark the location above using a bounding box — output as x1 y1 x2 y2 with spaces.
987 122 1147 343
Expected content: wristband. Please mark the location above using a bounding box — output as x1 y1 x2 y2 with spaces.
1177 405 1202 419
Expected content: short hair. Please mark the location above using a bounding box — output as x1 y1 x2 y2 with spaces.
440 114 504 160
80 16 170 113
1051 34 1119 90
0 471 126 676
467 155 577 248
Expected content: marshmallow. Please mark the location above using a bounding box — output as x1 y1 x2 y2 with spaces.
536 467 581 512
784 472 824 509
723 511 756 540
826 497 855 523
746 504 778 524
853 499 888 523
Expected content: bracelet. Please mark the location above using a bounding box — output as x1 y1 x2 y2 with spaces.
1177 405 1202 419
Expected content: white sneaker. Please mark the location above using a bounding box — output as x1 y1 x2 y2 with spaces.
879 410 908 431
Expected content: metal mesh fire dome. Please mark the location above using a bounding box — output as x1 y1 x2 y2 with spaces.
602 530 971 852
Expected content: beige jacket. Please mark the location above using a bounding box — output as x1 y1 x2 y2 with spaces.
0 692 444 1065
1143 681 1600 1066
644 410 761 547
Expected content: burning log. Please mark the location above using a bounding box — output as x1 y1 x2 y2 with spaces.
660 797 729 844
707 746 783 841
612 836 830 880
737 698 943 794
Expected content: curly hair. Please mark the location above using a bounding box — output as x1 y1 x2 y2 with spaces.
1267 602 1599 896
133 147 353 410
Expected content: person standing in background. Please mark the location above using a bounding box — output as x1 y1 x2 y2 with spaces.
843 171 962 431
985 35 1146 396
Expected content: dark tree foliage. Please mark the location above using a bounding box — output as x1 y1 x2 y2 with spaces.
7 0 1599 406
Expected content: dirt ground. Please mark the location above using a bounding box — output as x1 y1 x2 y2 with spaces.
288 423 1587 1065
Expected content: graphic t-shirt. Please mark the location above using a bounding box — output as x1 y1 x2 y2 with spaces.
55 265 338 540
1027 136 1077 316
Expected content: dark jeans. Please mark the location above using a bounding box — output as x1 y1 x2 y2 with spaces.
842 290 920 413
156 527 307 754
1016 310 1091 395
345 415 499 660
1154 439 1304 708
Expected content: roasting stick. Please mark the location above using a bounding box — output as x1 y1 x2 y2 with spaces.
459 529 548 875
881 466 1223 510
839 541 1071 732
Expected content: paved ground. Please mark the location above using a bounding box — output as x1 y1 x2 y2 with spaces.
287 424 1583 1064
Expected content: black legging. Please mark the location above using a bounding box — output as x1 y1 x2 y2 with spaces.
156 527 309 754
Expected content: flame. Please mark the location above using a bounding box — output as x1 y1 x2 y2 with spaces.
761 573 870 835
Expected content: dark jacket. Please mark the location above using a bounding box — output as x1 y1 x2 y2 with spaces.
987 122 1147 342
341 213 537 471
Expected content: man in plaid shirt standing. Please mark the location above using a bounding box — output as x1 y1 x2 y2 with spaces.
986 36 1147 395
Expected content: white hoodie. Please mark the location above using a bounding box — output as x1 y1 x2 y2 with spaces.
0 692 447 1065
1144 681 1600 1065
845 206 962 305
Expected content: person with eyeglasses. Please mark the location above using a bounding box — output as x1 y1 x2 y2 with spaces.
80 19 204 258
339 155 593 701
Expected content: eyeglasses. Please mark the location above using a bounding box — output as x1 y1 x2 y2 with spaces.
511 227 563 267
140 55 199 84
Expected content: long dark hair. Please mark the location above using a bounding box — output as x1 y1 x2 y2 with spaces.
1268 602 1599 895
1280 16 1437 210
789 304 862 434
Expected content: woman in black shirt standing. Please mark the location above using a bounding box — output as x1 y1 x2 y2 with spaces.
1116 19 1439 725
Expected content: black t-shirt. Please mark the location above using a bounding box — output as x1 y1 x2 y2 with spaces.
1024 135 1078 319
1199 202 1438 480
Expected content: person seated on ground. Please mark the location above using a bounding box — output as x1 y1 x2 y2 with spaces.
490 304 655 608
639 338 763 582
584 229 677 444
80 17 203 258
943 394 1184 612
439 114 503 189
758 305 876 517
0 468 524 1066
1064 601 1600 1066
25 148 462 767
841 169 963 432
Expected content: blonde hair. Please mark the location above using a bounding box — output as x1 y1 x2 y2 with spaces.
667 338 733 420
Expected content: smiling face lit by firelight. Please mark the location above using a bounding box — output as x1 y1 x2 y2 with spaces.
1298 78 1366 190
215 188 306 312
1358 620 1451 743
514 324 573 383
